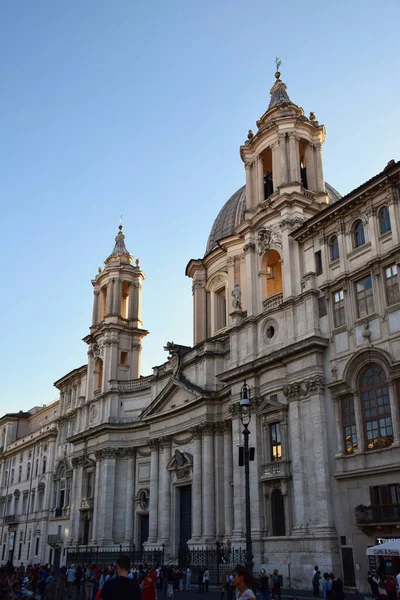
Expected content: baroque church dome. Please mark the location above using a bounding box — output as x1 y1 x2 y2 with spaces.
205 182 342 254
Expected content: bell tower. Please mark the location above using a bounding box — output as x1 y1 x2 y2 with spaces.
84 224 148 403
240 65 328 210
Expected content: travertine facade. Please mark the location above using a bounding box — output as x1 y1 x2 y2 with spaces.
1 71 400 591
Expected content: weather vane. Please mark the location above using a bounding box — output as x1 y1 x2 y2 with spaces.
275 57 281 72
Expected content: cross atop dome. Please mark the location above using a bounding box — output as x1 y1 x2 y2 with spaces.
268 58 294 110
105 220 133 266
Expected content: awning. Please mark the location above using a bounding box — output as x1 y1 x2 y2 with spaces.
366 540 400 556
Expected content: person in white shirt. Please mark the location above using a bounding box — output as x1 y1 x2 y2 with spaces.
186 568 192 591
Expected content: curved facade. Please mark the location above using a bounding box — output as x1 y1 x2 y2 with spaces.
1 74 400 593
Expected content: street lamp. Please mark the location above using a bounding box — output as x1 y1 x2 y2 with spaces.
240 380 253 572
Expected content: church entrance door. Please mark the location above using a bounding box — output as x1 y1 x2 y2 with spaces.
140 515 149 550
178 485 192 565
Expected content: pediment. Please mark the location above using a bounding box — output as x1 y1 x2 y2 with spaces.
258 395 287 415
140 379 199 420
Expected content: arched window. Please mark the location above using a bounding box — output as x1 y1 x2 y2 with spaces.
379 206 391 234
271 489 286 536
18 466 22 483
27 463 31 480
260 249 283 303
10 469 14 485
329 235 339 261
353 220 365 248
360 365 393 450
42 457 47 474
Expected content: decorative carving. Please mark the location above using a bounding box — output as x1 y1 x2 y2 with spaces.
90 404 97 421
283 375 324 399
164 342 183 377
228 403 241 417
231 284 242 310
176 468 190 480
280 216 306 229
189 425 204 440
94 447 118 461
148 439 160 450
138 489 149 510
92 342 104 358
243 242 256 254
257 226 282 255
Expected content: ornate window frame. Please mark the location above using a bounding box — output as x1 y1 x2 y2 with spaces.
205 272 228 335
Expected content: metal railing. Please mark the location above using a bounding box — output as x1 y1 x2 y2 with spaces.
48 534 63 545
355 504 400 524
67 545 165 568
5 514 17 524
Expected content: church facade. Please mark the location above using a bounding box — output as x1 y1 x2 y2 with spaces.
1 70 400 591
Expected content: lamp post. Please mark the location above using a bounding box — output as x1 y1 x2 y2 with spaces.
240 380 253 572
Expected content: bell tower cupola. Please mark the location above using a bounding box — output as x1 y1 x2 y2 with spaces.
85 224 148 401
240 61 328 210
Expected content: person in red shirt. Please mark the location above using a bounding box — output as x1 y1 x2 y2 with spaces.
142 569 156 600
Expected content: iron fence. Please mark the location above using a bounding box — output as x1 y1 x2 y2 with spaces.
66 545 165 568
178 546 245 585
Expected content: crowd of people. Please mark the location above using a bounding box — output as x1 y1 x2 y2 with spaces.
367 570 400 600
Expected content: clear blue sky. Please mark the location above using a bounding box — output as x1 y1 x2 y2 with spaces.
1 0 399 413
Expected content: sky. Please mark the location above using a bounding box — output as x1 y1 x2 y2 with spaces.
1 0 400 414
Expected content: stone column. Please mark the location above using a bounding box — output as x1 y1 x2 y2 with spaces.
128 282 141 324
388 191 399 245
92 291 99 326
304 143 316 191
314 142 325 192
95 449 117 544
90 461 101 543
352 392 365 453
308 392 334 532
337 222 349 272
191 428 202 542
245 162 254 209
288 398 307 532
388 381 400 445
288 132 299 183
214 423 224 537
193 279 207 345
333 397 345 456
279 133 288 186
230 407 244 541
147 440 159 543
202 424 215 542
271 141 280 190
106 281 113 316
223 421 233 539
112 279 121 315
159 437 172 544
124 448 136 544
71 463 84 544
257 156 264 205
244 236 258 317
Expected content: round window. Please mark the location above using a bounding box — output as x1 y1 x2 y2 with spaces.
266 326 275 339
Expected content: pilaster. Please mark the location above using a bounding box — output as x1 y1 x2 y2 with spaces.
147 440 159 544
202 423 215 542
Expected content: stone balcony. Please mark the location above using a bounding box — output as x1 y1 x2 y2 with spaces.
355 504 400 527
263 293 283 313
48 534 63 546
260 460 291 481
51 507 70 519
80 497 94 510
5 514 17 524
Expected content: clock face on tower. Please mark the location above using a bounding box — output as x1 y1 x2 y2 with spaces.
175 449 184 466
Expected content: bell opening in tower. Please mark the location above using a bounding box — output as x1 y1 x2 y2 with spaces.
260 148 273 200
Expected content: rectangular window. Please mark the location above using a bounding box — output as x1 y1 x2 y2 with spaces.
385 264 400 306
318 297 327 317
356 275 375 318
342 396 357 454
35 537 39 556
27 542 30 559
270 422 282 461
120 351 128 365
215 287 227 331
315 250 323 275
18 543 22 560
333 289 345 327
